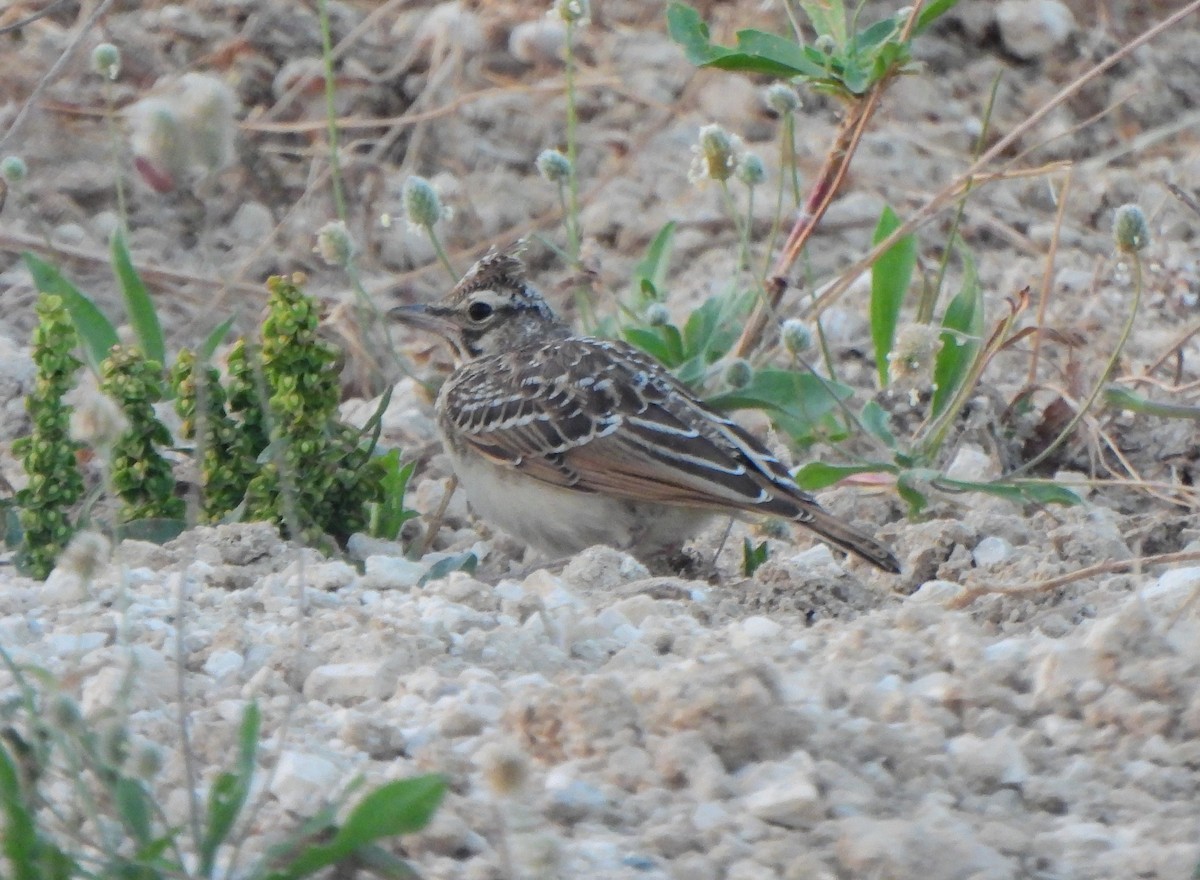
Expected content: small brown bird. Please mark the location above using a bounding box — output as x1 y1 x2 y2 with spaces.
391 251 900 573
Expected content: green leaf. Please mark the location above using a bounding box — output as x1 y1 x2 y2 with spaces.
666 3 825 78
660 323 687 364
111 229 165 365
1102 385 1146 411
0 742 38 880
200 315 238 361
418 552 477 587
870 206 917 387
706 369 853 443
1103 384 1200 420
840 58 870 94
200 703 260 876
742 538 770 576
935 477 1082 507
799 0 846 43
793 461 889 492
119 518 187 544
335 775 446 848
855 16 901 52
859 400 897 449
115 777 153 845
682 300 719 360
270 776 445 880
896 472 928 514
633 222 676 303
682 293 745 363
916 0 961 33
370 451 418 541
23 252 118 369
624 327 682 368
347 843 421 879
133 836 177 865
674 355 709 388
931 245 983 418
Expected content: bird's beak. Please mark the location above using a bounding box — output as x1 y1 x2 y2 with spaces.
388 303 456 339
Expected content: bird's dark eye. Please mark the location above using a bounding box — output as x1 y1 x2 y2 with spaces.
467 301 494 321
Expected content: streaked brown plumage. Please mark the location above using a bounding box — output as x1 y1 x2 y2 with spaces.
391 251 900 573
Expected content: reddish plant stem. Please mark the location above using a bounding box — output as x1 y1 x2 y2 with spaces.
732 2 925 359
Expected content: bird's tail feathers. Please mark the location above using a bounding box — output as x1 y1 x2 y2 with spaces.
797 508 901 573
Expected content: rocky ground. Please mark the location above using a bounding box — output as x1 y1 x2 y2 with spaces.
2 0 1200 878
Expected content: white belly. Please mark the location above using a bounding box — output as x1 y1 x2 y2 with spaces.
449 448 710 558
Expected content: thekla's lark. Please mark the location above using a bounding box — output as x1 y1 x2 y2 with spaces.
391 251 901 573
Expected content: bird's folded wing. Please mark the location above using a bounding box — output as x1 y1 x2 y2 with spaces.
442 338 818 519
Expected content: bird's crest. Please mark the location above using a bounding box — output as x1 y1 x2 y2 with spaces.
454 247 527 294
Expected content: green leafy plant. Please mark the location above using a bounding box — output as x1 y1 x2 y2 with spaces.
787 203 1082 511
17 246 406 571
109 272 396 546
236 274 388 544
100 344 185 524
628 2 1090 517
742 538 770 576
616 223 855 450
667 0 956 98
10 294 85 579
0 651 445 880
665 1 962 361
171 348 257 522
25 230 163 371
368 449 420 541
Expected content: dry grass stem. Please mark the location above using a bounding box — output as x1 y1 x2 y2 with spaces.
800 0 1200 323
951 549 1200 609
1026 168 1073 385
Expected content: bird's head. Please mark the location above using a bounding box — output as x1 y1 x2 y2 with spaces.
389 250 569 363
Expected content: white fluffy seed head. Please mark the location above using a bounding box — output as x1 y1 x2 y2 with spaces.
314 220 357 268
536 148 572 184
764 83 801 115
1112 203 1150 254
403 175 444 231
92 43 121 80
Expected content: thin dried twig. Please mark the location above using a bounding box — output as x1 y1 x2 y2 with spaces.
0 0 72 36
949 549 1200 609
0 229 264 300
1027 168 1073 385
242 78 619 135
0 0 118 152
800 0 1200 323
